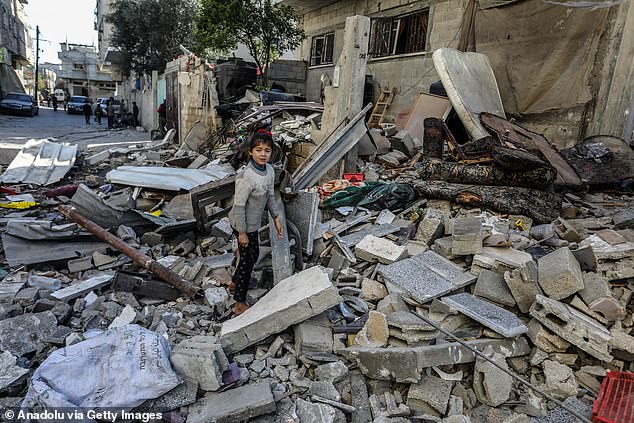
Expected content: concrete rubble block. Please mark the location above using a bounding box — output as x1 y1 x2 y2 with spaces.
579 272 612 305
0 311 57 356
529 294 613 362
379 251 476 304
140 231 163 246
538 247 584 300
531 396 592 423
553 218 583 243
0 351 29 395
376 293 410 315
527 319 570 353
172 239 196 256
369 392 410 418
474 269 515 307
308 380 341 402
219 266 341 354
441 293 528 338
296 398 346 423
609 326 634 355
572 245 598 271
355 235 408 264
354 310 389 347
473 346 512 407
589 296 625 322
433 236 457 260
415 217 445 246
360 278 388 301
315 360 349 383
350 371 372 423
599 256 634 281
67 256 94 273
204 287 229 310
135 376 198 413
387 311 438 343
85 150 110 165
391 130 418 157
170 336 230 392
613 209 634 230
211 217 233 240
451 218 483 255
579 234 634 261
294 321 333 354
52 272 115 301
345 337 530 383
542 360 578 400
407 374 453 416
108 304 137 329
503 261 540 313
186 382 275 423
471 247 534 275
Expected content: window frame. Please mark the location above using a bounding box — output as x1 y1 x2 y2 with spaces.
310 32 335 67
369 9 430 59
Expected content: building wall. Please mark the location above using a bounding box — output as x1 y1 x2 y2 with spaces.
299 0 465 128
119 71 158 131
267 59 307 95
55 43 116 99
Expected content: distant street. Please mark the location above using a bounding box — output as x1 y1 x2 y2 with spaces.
0 105 151 164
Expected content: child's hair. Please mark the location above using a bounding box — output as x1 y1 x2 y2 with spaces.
248 129 274 151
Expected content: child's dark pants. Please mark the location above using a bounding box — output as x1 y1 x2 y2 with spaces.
233 231 259 303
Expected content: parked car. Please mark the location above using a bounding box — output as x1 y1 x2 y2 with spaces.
95 98 121 114
67 96 89 114
0 92 39 117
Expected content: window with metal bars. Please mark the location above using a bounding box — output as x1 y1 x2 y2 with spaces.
369 9 430 58
310 32 335 67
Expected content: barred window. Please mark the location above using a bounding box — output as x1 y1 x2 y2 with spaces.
369 10 430 58
310 32 335 67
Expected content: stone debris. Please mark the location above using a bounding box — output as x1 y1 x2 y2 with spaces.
0 56 632 423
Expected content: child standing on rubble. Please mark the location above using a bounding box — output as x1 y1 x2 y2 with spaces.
228 130 284 316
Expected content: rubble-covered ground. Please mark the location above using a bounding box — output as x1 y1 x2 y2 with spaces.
0 105 633 423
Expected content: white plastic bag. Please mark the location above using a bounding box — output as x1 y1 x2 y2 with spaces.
22 324 181 410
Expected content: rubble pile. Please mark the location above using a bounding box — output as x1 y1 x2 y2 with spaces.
1 52 633 423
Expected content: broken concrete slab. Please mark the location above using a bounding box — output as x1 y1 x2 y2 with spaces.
579 234 634 260
471 247 534 275
538 247 584 300
530 294 612 362
503 261 540 313
315 360 349 383
542 359 578 400
51 272 114 301
527 319 570 353
415 217 445 246
170 336 229 392
474 269 515 307
441 293 528 337
186 382 275 423
355 235 408 264
296 398 346 423
340 223 400 247
379 251 476 304
220 266 341 354
0 351 29 395
108 304 137 329
0 311 58 356
345 337 530 382
354 311 389 347
613 209 634 230
473 346 512 407
359 278 388 301
407 374 453 416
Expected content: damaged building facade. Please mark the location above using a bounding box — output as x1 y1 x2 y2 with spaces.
282 0 634 148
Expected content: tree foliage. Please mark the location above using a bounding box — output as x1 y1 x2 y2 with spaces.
107 0 197 76
195 0 305 86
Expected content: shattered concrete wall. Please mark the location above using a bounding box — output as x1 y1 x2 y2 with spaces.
119 71 159 132
267 60 307 96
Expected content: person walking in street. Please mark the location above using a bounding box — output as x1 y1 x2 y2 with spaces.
132 101 140 127
64 93 69 111
157 99 167 135
83 101 92 124
51 95 58 112
94 103 103 124
47 95 51 108
227 130 283 316
107 98 115 129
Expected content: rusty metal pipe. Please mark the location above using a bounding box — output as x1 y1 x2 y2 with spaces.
58 205 199 298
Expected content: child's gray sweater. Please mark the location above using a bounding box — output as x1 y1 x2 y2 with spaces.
229 161 280 233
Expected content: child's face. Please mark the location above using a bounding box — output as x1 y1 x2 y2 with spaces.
250 142 272 166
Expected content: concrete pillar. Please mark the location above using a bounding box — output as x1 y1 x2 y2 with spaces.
314 15 371 143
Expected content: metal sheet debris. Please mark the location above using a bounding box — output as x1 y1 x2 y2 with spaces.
106 165 235 191
0 139 78 186
2 233 109 267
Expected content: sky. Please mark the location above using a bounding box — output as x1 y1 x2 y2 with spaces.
27 0 97 64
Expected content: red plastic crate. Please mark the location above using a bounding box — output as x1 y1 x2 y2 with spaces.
343 173 365 183
593 371 634 423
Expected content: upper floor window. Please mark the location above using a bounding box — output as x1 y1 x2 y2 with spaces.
310 32 334 67
369 9 430 58
73 63 85 70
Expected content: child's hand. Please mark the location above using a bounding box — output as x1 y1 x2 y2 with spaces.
274 218 284 240
238 232 249 247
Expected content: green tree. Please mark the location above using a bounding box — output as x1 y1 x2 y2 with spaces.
107 0 197 76
195 0 305 87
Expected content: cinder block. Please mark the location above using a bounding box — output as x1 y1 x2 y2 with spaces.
538 247 584 300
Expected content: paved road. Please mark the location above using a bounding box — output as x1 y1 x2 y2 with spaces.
0 106 151 163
